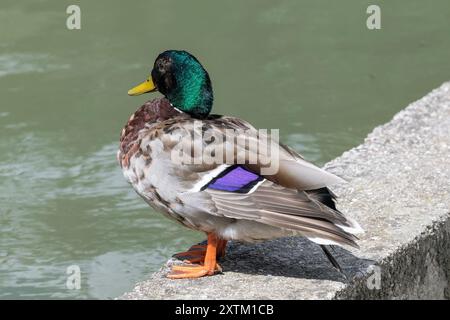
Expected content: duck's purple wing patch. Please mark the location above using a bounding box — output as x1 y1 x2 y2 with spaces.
204 165 263 193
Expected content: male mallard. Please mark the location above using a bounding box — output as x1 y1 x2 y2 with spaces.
118 50 362 279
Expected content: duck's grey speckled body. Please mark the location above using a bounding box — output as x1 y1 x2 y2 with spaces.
118 98 362 245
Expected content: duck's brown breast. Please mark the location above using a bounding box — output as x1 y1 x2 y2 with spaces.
117 97 179 169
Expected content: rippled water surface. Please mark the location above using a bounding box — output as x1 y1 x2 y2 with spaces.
1 0 449 298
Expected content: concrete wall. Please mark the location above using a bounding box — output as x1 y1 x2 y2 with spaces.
120 82 450 300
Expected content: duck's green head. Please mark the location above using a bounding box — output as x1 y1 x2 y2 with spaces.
128 50 213 118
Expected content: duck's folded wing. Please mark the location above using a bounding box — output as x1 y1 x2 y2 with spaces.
179 178 360 248
194 116 345 191
151 116 360 246
152 115 344 191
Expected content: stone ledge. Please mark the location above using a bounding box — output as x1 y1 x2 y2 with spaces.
120 82 450 300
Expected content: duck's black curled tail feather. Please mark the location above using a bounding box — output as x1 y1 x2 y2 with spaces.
310 187 348 278
320 245 347 279
306 187 338 211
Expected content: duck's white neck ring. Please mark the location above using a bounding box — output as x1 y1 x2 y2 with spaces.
169 103 183 114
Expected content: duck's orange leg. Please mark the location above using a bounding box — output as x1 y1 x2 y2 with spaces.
168 233 222 279
217 239 228 258
173 238 228 264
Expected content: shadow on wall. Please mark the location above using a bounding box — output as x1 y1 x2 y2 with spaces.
176 237 374 283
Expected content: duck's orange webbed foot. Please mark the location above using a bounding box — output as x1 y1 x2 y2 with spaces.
173 239 228 264
168 233 223 279
173 245 206 263
167 263 222 279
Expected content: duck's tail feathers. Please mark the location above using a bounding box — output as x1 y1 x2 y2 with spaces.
320 245 348 279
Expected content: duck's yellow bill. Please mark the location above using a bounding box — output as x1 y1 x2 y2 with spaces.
128 78 157 96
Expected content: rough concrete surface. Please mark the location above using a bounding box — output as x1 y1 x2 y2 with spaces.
120 82 450 300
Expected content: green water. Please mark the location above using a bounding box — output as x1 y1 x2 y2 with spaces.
1 0 449 299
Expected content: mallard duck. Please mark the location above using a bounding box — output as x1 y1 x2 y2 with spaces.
118 50 362 279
